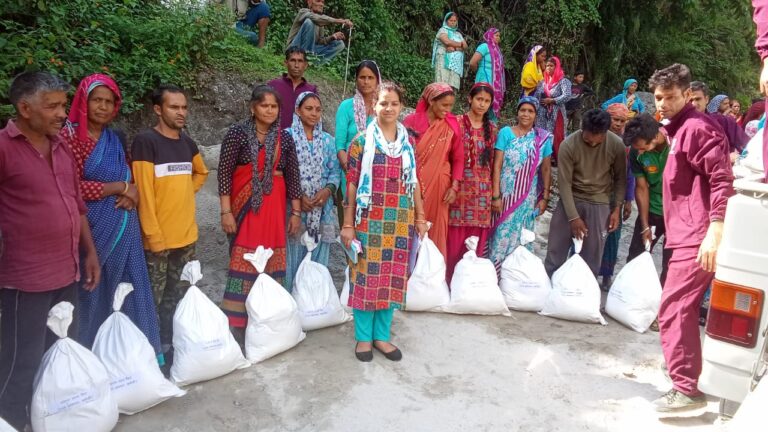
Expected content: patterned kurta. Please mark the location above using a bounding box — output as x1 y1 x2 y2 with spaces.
449 115 497 228
346 137 415 311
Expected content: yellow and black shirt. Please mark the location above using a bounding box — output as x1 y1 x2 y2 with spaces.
131 128 209 252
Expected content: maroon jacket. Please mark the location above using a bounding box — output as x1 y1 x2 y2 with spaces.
662 104 734 249
754 0 768 178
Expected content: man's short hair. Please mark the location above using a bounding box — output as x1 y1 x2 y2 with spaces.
648 63 692 92
285 46 307 61
8 71 70 109
581 109 611 134
623 114 661 147
151 84 185 107
689 80 709 96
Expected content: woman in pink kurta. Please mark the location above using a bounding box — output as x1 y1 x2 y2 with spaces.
402 83 464 259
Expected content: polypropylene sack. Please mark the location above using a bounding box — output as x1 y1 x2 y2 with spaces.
341 266 352 313
292 233 351 330
170 261 250 386
406 233 450 312
443 237 511 316
31 301 118 432
500 229 552 311
605 249 662 333
0 417 15 432
92 283 185 414
245 246 306 363
539 238 607 324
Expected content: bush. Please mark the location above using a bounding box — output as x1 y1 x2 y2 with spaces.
0 0 233 117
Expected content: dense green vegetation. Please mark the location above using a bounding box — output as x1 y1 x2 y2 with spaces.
0 0 761 120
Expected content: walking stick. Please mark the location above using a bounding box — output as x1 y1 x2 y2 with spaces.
342 26 353 99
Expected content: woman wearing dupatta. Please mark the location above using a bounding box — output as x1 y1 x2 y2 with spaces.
469 28 505 119
432 11 468 90
341 82 428 362
219 85 302 332
447 82 498 281
489 97 553 271
284 92 340 291
601 78 645 117
60 73 162 359
520 45 547 96
533 56 572 163
402 83 463 259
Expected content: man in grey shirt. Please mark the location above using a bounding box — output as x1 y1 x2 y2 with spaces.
286 0 353 65
545 109 627 276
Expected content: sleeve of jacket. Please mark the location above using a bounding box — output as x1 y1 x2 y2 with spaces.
689 127 735 221
754 0 768 59
131 135 166 252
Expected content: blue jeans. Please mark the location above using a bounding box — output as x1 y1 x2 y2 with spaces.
235 21 260 45
289 19 345 64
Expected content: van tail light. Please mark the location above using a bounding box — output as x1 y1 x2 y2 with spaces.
706 279 763 348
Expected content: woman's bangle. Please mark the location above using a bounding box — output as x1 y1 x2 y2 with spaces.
641 227 650 234
342 225 354 229
122 181 130 195
221 210 232 216
492 195 501 201
415 219 427 224
291 210 301 217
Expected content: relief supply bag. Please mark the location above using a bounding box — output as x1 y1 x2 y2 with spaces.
443 236 511 316
245 246 306 363
406 232 450 312
31 301 119 432
605 246 662 333
293 233 352 330
539 238 607 325
171 261 250 386
341 266 352 314
92 283 185 414
500 229 552 312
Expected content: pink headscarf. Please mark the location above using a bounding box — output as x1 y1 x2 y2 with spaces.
483 28 505 118
415 82 454 113
605 103 630 119
68 73 122 142
542 56 564 98
411 82 461 142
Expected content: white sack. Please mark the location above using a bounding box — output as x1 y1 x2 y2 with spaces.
0 417 15 432
539 238 607 324
605 250 662 333
406 233 450 312
292 233 351 330
500 229 552 311
31 302 118 432
171 261 249 386
245 246 306 363
341 266 352 314
92 283 185 414
443 236 511 316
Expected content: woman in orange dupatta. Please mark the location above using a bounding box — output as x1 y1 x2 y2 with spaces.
402 83 463 258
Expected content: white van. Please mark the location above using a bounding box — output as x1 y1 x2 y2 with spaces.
699 174 768 417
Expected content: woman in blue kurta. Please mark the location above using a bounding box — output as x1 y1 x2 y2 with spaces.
601 78 645 117
489 97 553 271
284 92 340 291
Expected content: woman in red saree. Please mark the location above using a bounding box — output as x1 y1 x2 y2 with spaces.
218 85 302 336
402 83 464 259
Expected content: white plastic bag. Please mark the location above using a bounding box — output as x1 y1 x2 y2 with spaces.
292 233 352 330
341 266 352 314
171 261 250 386
500 229 552 311
443 237 510 316
605 248 662 333
539 238 607 324
0 418 15 432
406 233 450 311
92 283 185 414
31 301 118 432
245 246 306 363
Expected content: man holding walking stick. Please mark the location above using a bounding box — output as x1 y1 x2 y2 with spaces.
286 0 353 65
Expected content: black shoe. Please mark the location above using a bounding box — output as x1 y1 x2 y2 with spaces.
373 341 402 361
355 343 373 362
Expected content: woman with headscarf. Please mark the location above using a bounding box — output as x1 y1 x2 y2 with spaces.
432 11 468 90
533 56 572 163
601 78 645 117
469 28 505 119
446 82 498 281
219 85 302 334
341 81 428 362
60 73 162 361
598 103 636 290
403 83 464 259
489 96 552 271
335 61 381 205
707 94 731 115
284 92 340 291
521 45 547 96
730 99 744 125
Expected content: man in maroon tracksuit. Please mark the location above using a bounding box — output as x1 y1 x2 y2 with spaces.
648 64 734 416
